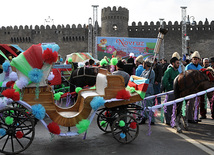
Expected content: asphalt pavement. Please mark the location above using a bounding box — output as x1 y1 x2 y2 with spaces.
17 112 214 155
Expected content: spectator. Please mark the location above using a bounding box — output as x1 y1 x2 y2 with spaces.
172 52 185 73
153 58 162 104
127 54 135 75
89 59 95 66
112 60 130 87
210 57 214 68
135 55 145 76
161 59 169 75
202 58 209 68
85 61 89 66
162 57 180 125
140 58 155 124
200 57 214 119
185 51 203 123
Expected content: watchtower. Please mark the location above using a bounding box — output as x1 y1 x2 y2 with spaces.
101 6 129 37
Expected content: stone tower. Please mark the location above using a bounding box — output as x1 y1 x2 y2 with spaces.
101 6 129 37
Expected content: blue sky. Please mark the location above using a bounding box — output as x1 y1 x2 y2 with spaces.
1 0 213 27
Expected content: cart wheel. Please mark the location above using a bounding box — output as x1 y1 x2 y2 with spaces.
111 114 139 144
97 108 118 133
0 107 35 154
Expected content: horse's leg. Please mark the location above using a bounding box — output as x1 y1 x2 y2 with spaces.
182 115 189 131
176 102 183 133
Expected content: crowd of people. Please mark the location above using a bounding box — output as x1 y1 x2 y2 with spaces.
82 51 214 125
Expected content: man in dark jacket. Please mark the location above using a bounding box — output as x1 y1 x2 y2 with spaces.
153 58 162 104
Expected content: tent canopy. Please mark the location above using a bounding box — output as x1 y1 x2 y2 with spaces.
65 53 97 63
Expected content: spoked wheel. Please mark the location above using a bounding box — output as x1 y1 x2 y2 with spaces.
97 108 119 133
111 114 139 144
0 107 35 154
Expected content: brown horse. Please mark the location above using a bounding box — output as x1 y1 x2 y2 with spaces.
173 69 214 133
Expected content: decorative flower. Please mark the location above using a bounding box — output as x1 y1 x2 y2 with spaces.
28 68 43 83
90 96 105 111
16 77 29 89
16 131 24 139
47 122 61 135
119 120 125 127
42 48 58 64
100 59 108 66
5 116 14 125
31 104 46 120
0 98 7 109
75 87 82 94
6 81 15 88
110 57 118 66
9 72 18 81
106 45 116 54
2 89 20 101
129 122 137 129
76 119 90 134
68 58 72 63
48 72 55 81
2 61 10 72
0 128 6 136
120 132 126 139
54 92 63 101
116 89 131 100
100 121 107 127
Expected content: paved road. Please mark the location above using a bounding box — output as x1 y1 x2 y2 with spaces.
18 112 214 155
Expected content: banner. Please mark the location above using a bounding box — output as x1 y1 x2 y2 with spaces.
96 37 157 60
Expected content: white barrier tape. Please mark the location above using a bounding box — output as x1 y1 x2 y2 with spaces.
144 90 174 100
149 87 214 111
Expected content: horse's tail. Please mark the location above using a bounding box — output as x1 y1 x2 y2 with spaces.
173 75 180 99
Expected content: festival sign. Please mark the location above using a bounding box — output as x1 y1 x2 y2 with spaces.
96 36 157 60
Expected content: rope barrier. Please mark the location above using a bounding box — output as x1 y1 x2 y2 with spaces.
148 87 214 111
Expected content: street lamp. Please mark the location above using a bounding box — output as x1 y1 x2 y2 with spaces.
181 7 195 57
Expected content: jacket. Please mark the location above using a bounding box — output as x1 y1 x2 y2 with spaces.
153 63 162 83
135 65 145 76
162 66 179 91
185 62 203 71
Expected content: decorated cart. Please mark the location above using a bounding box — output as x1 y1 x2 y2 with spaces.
0 28 167 154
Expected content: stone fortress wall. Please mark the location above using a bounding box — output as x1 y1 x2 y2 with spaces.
0 6 213 61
